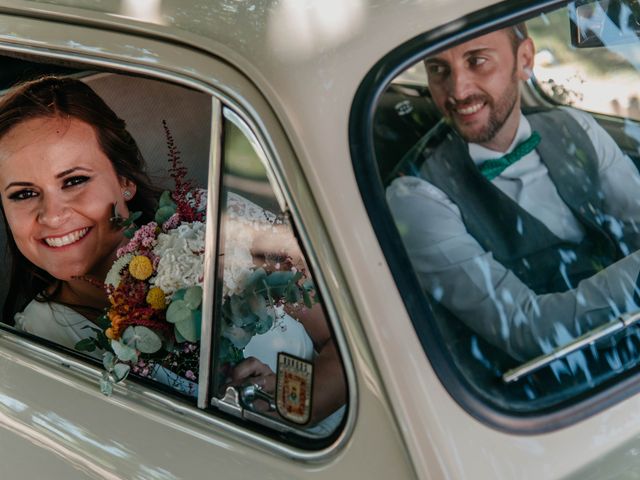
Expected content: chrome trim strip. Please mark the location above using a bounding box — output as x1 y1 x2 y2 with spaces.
503 310 640 383
197 97 222 408
0 39 357 461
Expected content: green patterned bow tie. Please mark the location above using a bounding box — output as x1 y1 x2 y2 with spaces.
479 131 541 181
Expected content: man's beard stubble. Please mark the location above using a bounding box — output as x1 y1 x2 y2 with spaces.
450 69 520 145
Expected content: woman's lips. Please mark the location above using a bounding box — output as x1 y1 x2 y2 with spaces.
42 227 90 248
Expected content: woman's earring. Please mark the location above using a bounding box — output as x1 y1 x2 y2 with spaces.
123 190 132 199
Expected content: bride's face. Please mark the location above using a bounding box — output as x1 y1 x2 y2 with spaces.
0 116 136 281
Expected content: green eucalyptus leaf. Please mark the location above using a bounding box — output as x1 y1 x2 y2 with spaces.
155 205 177 224
111 340 138 362
94 314 110 330
248 293 267 318
159 190 177 208
75 338 96 352
103 352 116 371
131 326 163 354
175 316 199 342
100 378 113 396
285 284 301 304
302 279 315 291
174 328 187 343
122 326 136 345
229 295 258 327
96 331 112 351
302 289 313 308
113 363 131 382
244 268 267 292
265 271 293 298
166 299 193 324
172 289 187 301
129 211 142 223
184 286 203 310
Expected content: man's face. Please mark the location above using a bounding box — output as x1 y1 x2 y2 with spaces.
425 29 534 151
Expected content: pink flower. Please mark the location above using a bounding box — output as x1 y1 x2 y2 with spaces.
185 370 196 380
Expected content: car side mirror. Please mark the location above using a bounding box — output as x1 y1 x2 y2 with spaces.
570 0 640 48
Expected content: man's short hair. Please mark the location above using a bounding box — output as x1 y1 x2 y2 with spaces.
507 22 529 52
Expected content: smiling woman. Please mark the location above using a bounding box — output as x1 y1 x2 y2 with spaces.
0 76 159 323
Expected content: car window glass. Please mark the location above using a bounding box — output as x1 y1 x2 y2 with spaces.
211 111 347 438
371 1 640 414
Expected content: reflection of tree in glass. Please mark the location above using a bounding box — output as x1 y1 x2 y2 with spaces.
538 78 584 106
528 8 638 75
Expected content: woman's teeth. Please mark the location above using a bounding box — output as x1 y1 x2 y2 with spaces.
44 228 89 247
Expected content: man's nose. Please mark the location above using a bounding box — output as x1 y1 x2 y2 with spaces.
37 195 71 228
447 68 473 101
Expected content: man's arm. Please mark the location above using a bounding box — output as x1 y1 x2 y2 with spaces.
387 175 640 361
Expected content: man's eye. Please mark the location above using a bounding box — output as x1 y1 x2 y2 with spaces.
8 189 37 201
426 63 448 76
469 56 488 67
63 176 90 188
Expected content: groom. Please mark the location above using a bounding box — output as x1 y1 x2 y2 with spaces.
387 23 640 361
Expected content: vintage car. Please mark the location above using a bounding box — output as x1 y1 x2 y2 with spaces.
1 0 640 478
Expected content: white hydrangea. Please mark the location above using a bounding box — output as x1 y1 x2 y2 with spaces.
151 221 206 296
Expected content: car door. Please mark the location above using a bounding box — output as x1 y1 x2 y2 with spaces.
0 6 415 479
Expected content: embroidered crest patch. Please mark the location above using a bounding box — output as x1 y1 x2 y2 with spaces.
276 353 313 424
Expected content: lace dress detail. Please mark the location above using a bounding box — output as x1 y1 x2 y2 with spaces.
223 191 314 368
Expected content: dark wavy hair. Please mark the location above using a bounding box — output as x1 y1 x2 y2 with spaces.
0 75 160 322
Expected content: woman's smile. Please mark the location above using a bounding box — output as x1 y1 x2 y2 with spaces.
41 226 91 248
0 116 135 281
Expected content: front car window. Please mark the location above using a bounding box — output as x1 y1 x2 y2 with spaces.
363 0 640 422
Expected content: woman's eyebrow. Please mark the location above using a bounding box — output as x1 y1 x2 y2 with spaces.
4 181 33 191
55 166 93 179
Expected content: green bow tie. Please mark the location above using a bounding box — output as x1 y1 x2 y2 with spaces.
479 131 541 181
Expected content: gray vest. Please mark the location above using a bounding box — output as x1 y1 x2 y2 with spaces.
419 109 637 294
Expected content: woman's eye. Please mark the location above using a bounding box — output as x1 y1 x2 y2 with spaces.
62 175 90 188
8 189 37 201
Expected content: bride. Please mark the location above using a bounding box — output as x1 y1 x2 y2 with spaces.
0 75 345 431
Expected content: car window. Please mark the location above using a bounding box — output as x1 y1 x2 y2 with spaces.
362 0 640 425
210 109 347 438
0 57 347 444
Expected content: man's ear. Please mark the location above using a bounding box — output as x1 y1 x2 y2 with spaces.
119 177 137 201
517 37 535 81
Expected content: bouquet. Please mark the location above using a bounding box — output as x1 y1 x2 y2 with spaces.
78 122 317 396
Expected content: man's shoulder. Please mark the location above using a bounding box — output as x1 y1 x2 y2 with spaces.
525 105 596 130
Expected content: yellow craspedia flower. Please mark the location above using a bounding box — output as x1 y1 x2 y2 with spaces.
105 327 115 340
129 255 153 280
146 287 167 310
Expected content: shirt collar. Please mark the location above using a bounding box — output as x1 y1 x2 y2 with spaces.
468 112 532 166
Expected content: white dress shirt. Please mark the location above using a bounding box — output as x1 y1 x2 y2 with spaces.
386 108 640 361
